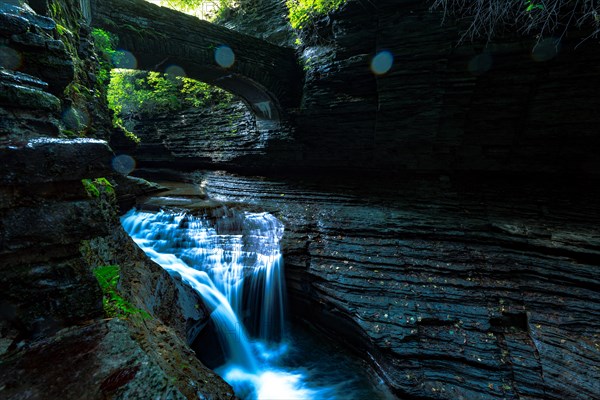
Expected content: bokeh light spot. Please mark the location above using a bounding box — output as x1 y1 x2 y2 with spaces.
468 52 492 75
532 38 560 62
215 45 235 68
112 154 136 175
370 51 394 75
0 45 22 70
113 50 138 69
166 65 186 77
62 107 89 130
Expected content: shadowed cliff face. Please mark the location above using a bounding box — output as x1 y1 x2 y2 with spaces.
184 170 600 400
294 0 600 175
0 3 236 399
130 0 600 176
112 100 301 171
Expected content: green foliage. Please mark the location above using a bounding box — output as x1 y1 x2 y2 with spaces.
159 0 205 10
82 179 100 198
155 0 236 20
82 177 114 198
55 23 71 36
91 28 120 86
108 70 234 124
90 29 140 142
94 177 115 194
180 78 233 107
525 0 544 12
286 0 347 30
94 265 151 320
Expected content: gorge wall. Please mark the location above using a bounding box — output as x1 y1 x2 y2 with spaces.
195 171 600 400
294 0 600 175
0 2 234 398
124 0 600 399
130 0 600 177
118 100 276 169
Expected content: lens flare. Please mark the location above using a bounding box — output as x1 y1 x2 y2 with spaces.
370 51 393 75
112 154 136 175
468 52 492 75
62 107 89 130
532 38 560 62
0 45 22 70
113 50 138 69
215 45 235 68
165 65 186 77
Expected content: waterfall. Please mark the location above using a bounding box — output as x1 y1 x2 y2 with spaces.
121 208 315 399
121 207 392 400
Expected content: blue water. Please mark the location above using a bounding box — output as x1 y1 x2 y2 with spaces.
121 208 393 400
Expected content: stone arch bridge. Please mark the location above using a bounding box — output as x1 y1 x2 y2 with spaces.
89 0 302 122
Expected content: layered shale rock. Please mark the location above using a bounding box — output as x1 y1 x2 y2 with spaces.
294 0 600 175
120 101 262 167
0 2 73 94
216 0 296 47
117 98 303 172
192 170 600 400
0 3 235 399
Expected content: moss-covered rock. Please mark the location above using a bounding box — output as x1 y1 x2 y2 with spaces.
0 81 60 111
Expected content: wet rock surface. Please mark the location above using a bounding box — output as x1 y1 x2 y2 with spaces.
0 143 235 399
1 319 188 400
0 139 111 342
0 138 114 184
83 228 237 399
0 69 62 139
115 98 302 173
0 315 235 400
0 2 73 94
183 170 600 400
0 3 68 141
0 3 237 399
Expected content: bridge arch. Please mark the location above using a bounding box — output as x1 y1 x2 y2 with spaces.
90 0 302 122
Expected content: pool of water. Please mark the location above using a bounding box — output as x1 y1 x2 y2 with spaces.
220 322 395 400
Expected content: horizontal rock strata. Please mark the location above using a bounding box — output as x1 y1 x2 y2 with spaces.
0 3 235 399
191 170 600 400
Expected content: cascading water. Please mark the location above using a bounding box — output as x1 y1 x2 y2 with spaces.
122 207 393 400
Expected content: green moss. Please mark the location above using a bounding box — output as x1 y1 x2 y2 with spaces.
94 265 151 320
55 23 72 36
49 1 110 138
94 177 114 194
82 177 115 198
82 178 100 198
91 28 119 86
62 129 77 137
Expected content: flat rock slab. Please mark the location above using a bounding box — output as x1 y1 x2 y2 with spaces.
0 138 114 184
